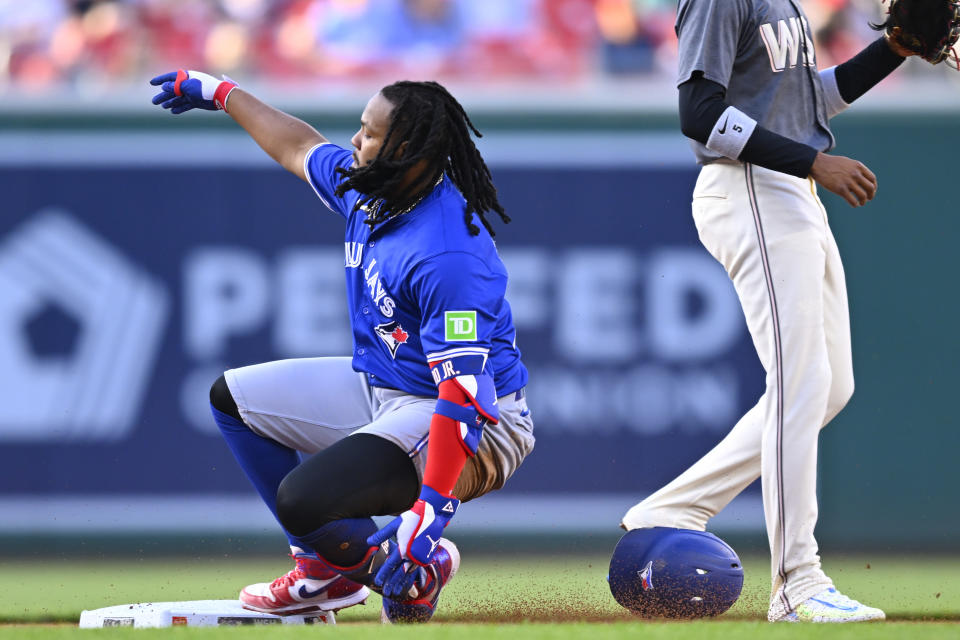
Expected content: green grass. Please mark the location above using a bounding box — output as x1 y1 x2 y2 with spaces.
0 553 956 638
3 624 960 640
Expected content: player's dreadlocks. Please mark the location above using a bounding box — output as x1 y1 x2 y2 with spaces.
333 80 510 236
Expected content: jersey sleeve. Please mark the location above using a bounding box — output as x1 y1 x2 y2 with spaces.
676 0 751 88
303 143 354 219
411 252 505 379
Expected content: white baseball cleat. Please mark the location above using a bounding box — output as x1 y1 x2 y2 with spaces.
769 588 885 623
240 553 369 615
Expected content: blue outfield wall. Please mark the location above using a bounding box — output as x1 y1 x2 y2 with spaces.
0 117 956 549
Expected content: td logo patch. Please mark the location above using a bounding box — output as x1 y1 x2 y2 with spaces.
444 310 477 341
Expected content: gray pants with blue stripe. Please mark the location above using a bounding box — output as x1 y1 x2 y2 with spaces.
225 356 534 502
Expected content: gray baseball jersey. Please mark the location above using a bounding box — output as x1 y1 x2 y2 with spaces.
676 0 834 164
623 0 892 621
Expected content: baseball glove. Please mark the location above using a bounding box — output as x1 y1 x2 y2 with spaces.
874 0 960 69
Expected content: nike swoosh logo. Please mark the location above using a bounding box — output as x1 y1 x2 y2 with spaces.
809 597 857 611
364 545 384 576
717 116 729 135
298 583 332 599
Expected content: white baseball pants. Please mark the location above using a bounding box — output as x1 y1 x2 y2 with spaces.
622 162 854 613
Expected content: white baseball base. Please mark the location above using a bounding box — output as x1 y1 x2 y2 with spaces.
78 600 335 628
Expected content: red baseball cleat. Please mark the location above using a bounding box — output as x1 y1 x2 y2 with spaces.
240 552 369 615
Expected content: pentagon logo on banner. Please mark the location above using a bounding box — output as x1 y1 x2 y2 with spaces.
0 209 170 442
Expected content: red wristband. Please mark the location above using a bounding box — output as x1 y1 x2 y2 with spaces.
213 82 237 112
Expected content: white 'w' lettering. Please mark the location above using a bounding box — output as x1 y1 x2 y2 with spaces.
344 242 363 268
758 17 815 72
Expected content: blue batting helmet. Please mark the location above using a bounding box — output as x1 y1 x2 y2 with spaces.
608 527 744 618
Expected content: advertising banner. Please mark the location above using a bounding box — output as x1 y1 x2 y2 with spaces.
0 132 764 533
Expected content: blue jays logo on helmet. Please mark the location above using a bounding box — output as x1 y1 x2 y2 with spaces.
639 561 653 591
608 527 744 619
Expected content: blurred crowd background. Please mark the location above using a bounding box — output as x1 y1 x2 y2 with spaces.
2 1 957 555
0 0 938 95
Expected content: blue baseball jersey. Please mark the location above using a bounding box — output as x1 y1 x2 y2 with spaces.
304 142 528 398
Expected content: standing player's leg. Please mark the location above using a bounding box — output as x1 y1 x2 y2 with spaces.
210 356 378 614
818 209 855 429
760 187 884 622
725 165 880 621
621 406 761 531
622 163 768 533
737 166 835 613
684 163 836 611
623 176 851 541
623 163 842 614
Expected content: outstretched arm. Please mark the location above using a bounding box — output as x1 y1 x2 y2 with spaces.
150 70 326 182
224 89 327 182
